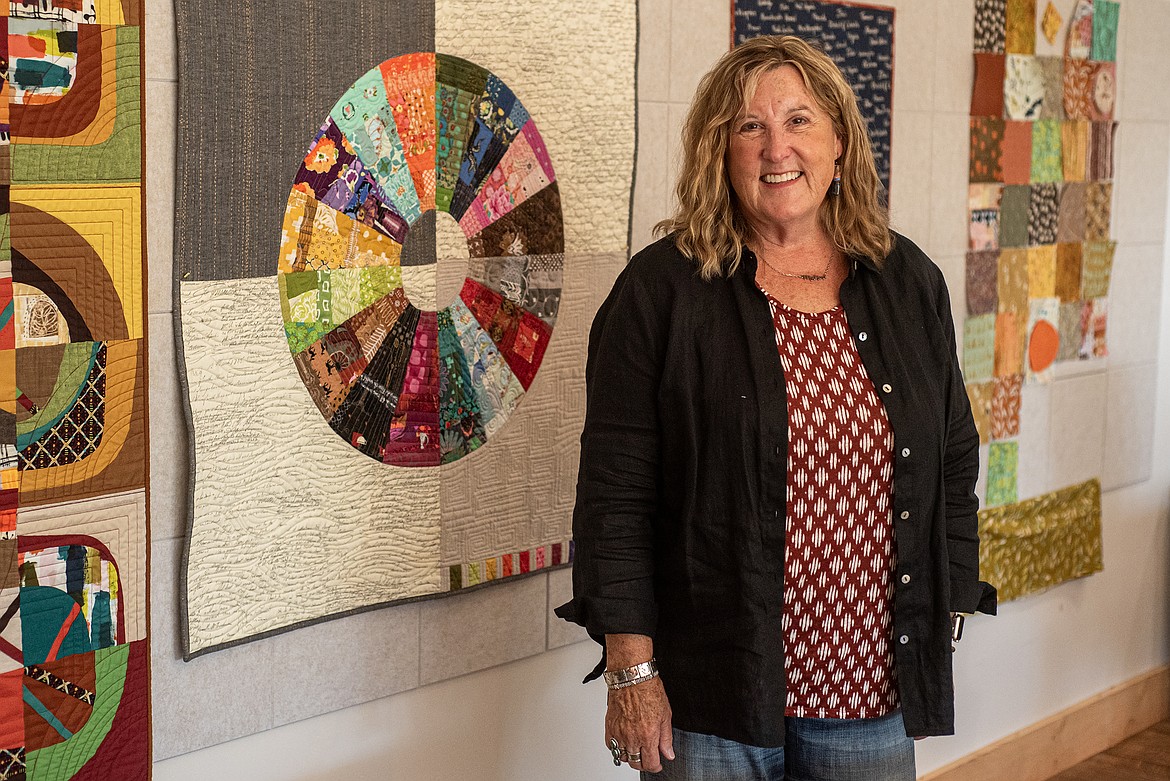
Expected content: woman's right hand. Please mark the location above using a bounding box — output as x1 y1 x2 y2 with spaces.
605 675 674 773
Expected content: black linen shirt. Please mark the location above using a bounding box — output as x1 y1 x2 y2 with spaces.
555 233 997 746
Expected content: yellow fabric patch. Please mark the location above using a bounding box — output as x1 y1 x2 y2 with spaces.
979 479 1103 601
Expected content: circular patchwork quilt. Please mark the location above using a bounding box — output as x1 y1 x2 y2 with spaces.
277 52 564 466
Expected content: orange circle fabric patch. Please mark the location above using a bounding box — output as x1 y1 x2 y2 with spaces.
1029 319 1060 372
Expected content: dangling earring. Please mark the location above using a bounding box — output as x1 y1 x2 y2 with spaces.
830 162 842 197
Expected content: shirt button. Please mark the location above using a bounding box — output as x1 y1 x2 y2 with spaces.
901 447 911 457
901 574 911 584
900 510 910 520
774 445 782 455
882 383 892 393
774 509 781 519
858 332 868 342
899 635 909 645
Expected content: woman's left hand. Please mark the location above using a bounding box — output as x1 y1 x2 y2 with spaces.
605 676 674 772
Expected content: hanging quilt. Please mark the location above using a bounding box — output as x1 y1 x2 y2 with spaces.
176 0 636 657
965 0 1117 600
0 0 150 777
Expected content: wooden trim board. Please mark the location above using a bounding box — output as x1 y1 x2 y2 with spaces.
920 665 1170 781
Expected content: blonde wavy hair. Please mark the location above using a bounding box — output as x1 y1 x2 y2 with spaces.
655 35 893 279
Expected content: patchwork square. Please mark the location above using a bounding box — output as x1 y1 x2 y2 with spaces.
1026 245 1057 298
1066 0 1094 59
1084 181 1112 241
963 313 997 383
987 441 1020 506
1088 121 1116 182
1002 121 1034 185
1080 297 1108 358
1035 56 1065 120
1005 55 1044 120
1027 183 1060 246
1040 2 1063 47
1061 120 1089 183
1058 300 1086 360
1055 242 1083 301
1092 0 1119 62
1056 182 1087 242
1030 119 1063 183
1025 297 1061 380
998 248 1031 316
991 374 1023 439
999 185 1031 247
975 0 1008 53
972 54 1007 117
967 250 1001 315
966 381 995 444
1005 0 1037 53
1087 62 1116 121
1063 58 1094 120
1081 241 1116 299
970 117 1006 183
995 310 1025 376
969 184 1003 250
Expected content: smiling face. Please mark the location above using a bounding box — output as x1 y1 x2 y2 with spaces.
727 65 843 243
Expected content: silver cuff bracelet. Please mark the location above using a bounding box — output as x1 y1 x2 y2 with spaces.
603 658 659 690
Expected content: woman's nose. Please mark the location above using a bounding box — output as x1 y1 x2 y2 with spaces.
762 129 790 160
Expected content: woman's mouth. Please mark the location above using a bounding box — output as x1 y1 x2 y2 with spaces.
761 172 802 183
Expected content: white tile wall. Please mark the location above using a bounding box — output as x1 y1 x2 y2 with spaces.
931 0 976 115
145 78 176 315
668 0 730 103
151 540 276 759
889 112 936 245
418 575 549 685
269 604 421 730
631 102 671 254
147 311 188 543
1102 362 1159 490
1107 243 1166 366
928 112 974 257
1047 373 1109 488
638 0 673 102
144 0 176 81
1113 121 1170 245
1117 0 1170 123
889 0 938 115
1016 382 1053 499
664 102 689 218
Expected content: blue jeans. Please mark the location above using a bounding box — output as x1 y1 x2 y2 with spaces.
644 711 915 780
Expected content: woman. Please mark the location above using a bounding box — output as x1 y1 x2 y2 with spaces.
555 35 997 779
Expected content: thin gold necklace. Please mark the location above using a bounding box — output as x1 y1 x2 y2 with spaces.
760 251 835 282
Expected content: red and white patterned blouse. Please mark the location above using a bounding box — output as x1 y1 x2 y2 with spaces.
766 296 900 720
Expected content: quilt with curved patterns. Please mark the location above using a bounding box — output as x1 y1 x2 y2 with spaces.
0 0 149 777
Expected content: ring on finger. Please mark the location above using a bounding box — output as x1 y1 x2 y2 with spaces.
628 751 642 763
608 738 622 766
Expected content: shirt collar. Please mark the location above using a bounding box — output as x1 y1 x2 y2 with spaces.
739 245 881 280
